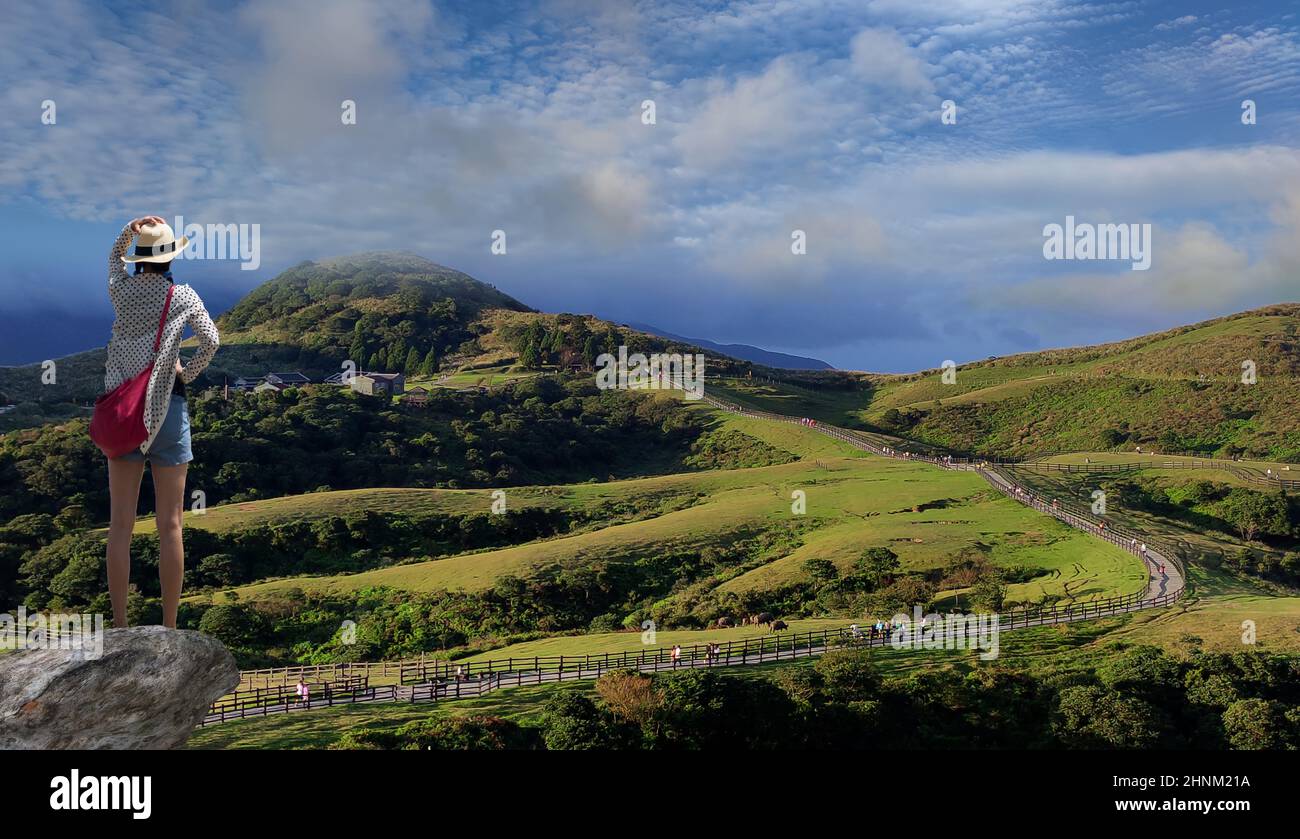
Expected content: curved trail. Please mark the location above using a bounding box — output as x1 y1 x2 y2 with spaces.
700 392 1186 601
202 392 1189 725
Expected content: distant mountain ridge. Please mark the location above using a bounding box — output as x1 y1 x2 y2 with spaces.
2 249 1293 460
628 322 833 370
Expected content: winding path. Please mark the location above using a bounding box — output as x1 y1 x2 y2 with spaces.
202 391 1190 725
700 392 1186 603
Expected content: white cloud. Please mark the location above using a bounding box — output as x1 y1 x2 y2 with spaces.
849 27 934 94
670 56 842 170
1155 15 1198 31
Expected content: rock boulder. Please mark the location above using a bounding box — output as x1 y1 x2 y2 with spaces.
0 626 238 749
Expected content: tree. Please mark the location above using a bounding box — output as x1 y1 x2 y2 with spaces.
773 668 827 710
802 558 839 585
540 692 636 750
813 649 881 703
420 347 439 377
1222 699 1295 750
192 553 241 588
1215 489 1289 543
404 346 421 375
53 505 92 534
334 715 535 750
595 670 659 727
1052 686 1169 748
518 343 542 369
547 328 567 357
650 670 798 749
1098 645 1184 704
857 547 900 586
968 569 1008 611
862 577 934 617
197 604 268 647
389 339 408 370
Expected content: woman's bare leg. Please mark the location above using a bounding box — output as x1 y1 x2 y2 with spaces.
151 463 189 629
107 457 147 628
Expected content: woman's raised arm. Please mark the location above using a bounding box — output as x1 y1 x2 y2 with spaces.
108 223 135 287
110 216 166 287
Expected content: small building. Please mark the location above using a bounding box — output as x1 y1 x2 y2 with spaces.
265 372 311 387
0 404 16 415
350 372 405 397
253 380 286 394
400 386 430 406
232 376 264 391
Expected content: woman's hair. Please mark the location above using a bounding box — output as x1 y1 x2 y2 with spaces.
133 260 173 276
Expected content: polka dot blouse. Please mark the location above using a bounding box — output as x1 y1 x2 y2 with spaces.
105 223 220 455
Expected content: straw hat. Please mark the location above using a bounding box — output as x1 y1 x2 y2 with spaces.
122 221 189 263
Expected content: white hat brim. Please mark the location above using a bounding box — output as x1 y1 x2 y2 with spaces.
121 235 190 263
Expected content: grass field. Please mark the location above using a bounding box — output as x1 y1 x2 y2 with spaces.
708 377 873 427
1026 449 1296 468
122 482 690 537
1003 463 1300 654
410 364 541 391
181 406 1143 615
1005 466 1283 563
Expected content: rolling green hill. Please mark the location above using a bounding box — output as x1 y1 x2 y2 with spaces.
145 406 1148 670
710 303 1300 461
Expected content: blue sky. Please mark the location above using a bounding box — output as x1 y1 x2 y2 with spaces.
1 0 1297 370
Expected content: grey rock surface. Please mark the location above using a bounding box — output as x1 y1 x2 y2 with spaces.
0 626 238 749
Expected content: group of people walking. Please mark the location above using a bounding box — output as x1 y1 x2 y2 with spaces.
669 643 725 666
848 620 905 642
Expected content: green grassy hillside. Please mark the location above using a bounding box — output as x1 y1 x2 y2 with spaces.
709 303 1300 460
183 407 1143 621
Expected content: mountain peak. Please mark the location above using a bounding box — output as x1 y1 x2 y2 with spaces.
306 251 465 275
219 251 529 334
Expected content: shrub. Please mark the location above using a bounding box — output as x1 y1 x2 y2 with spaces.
540 692 636 750
1221 699 1296 750
333 715 535 750
813 649 882 703
1052 686 1169 749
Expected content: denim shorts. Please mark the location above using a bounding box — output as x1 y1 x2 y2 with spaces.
120 395 192 467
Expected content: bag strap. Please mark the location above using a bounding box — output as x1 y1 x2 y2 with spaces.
152 284 175 354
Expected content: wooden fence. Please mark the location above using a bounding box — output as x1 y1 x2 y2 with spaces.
204 675 375 724
1003 458 1300 489
236 659 423 690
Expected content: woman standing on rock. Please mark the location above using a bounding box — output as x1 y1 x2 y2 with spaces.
101 216 219 629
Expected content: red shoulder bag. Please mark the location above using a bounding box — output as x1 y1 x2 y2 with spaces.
89 284 174 458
